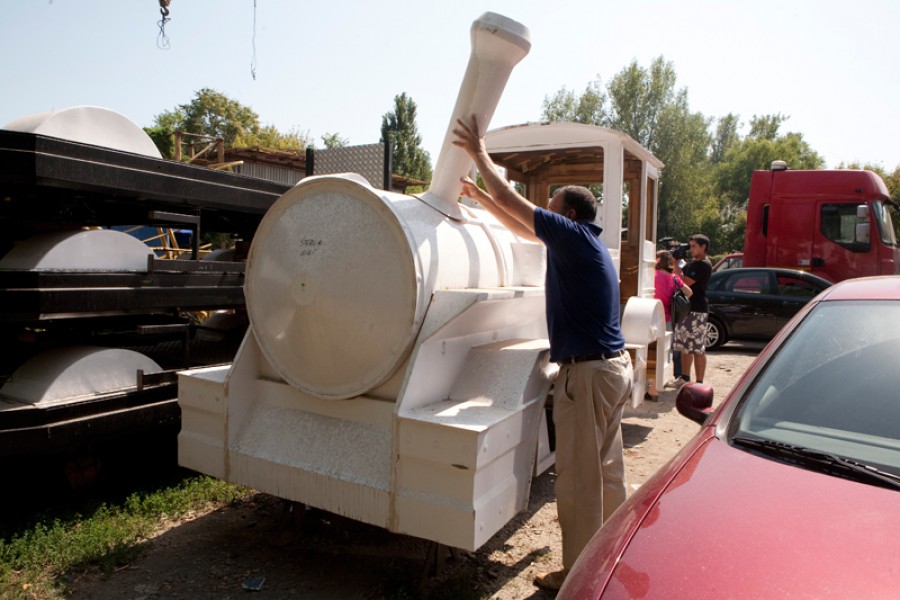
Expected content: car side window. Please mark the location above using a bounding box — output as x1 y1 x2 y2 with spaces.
777 276 820 298
727 273 768 294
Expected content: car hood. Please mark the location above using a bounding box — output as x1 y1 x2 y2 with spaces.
602 437 900 598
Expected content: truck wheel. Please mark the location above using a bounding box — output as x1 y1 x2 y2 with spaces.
705 317 727 351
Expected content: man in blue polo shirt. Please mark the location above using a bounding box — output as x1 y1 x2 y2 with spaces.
453 116 633 591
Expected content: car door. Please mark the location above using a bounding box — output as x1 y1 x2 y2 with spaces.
710 270 779 339
772 272 828 330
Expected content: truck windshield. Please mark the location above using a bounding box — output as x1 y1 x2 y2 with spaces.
874 200 899 247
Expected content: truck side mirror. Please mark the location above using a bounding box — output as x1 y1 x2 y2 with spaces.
856 222 871 244
856 204 869 220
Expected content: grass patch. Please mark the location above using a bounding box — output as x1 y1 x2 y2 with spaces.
0 475 251 600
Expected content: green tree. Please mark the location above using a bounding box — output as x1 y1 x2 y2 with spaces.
748 114 788 140
712 115 824 251
541 81 607 201
882 166 900 240
603 57 716 242
711 113 740 164
236 124 311 151
144 109 183 159
606 57 678 151
542 57 716 243
652 90 715 240
715 117 824 207
149 88 309 158
177 88 260 145
380 93 432 182
542 80 607 125
883 166 900 202
321 132 349 149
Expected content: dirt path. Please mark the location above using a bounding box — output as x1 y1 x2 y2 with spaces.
69 345 761 600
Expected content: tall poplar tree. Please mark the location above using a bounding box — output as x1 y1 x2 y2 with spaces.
380 93 432 182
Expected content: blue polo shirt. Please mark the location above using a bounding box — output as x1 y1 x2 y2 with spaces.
533 207 624 363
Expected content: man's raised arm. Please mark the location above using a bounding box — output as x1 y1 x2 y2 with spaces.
452 115 539 242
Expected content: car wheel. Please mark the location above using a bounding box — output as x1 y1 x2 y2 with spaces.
705 317 727 351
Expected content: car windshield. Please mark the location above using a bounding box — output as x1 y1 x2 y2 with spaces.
730 300 900 478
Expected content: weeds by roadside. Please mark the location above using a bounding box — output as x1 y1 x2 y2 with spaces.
0 476 250 600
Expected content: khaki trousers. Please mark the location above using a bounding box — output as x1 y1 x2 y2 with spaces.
553 353 633 569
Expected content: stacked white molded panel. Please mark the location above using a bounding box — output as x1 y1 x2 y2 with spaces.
0 347 161 407
4 106 162 158
0 230 153 271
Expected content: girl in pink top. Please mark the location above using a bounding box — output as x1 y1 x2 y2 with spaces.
654 250 691 322
649 250 692 399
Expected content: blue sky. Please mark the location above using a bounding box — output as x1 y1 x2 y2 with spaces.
3 0 899 170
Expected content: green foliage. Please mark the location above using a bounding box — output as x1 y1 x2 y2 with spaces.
235 124 311 151
143 125 176 158
540 56 835 251
177 87 260 145
711 121 823 251
542 80 607 125
711 114 740 164
881 166 900 202
321 132 349 149
149 88 310 158
381 93 433 182
0 476 250 599
606 57 679 152
715 128 824 205
651 89 714 240
748 114 788 140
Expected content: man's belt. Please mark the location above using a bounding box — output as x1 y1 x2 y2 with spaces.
560 348 626 365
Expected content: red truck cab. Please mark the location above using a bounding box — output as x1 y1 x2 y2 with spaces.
743 161 900 282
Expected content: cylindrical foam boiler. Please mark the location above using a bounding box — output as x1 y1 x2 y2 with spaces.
244 175 528 400
244 13 532 400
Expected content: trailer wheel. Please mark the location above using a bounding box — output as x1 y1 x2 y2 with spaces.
705 317 727 351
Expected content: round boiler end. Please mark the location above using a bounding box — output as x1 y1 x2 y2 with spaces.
245 176 424 399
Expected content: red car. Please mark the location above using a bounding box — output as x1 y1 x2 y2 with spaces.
559 276 900 599
711 251 743 272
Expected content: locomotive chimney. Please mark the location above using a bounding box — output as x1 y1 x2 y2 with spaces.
419 12 530 220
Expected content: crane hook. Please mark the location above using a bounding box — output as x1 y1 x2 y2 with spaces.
157 0 172 49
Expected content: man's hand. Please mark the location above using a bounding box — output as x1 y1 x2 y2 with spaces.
450 114 539 242
459 176 489 204
452 115 488 160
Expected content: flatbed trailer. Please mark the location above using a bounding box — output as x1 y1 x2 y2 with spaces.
0 125 290 460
